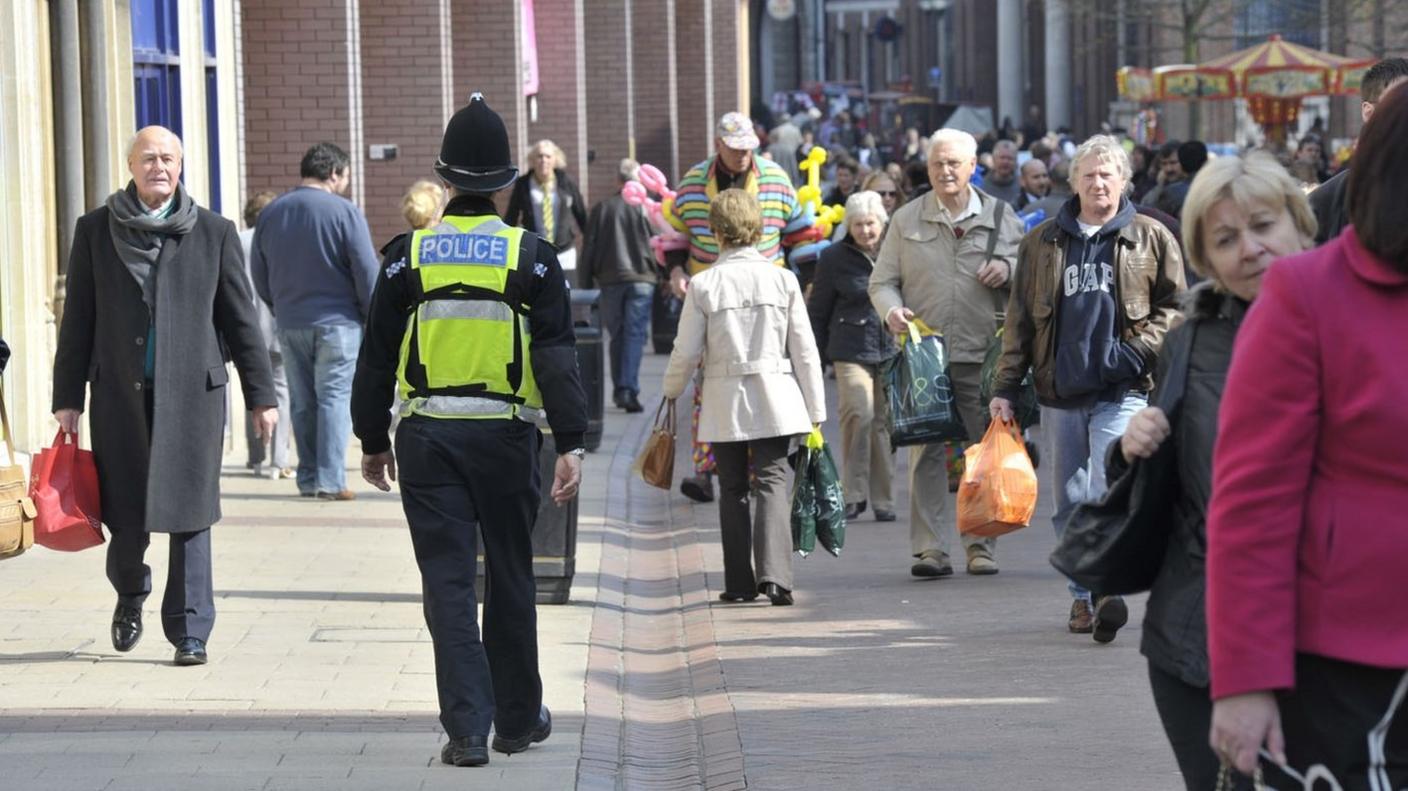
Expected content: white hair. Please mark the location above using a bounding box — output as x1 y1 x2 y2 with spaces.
844 190 888 229
926 128 978 161
125 126 183 161
618 158 640 183
1069 134 1133 192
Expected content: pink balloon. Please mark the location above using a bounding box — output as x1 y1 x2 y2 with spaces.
621 180 648 206
638 164 668 194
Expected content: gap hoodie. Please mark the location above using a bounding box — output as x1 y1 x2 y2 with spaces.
1050 197 1146 406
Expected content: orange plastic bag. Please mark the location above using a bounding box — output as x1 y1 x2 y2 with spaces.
957 420 1037 538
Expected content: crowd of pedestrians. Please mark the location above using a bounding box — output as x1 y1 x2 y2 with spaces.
31 50 1408 783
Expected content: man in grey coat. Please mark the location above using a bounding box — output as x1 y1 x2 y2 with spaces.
53 126 277 666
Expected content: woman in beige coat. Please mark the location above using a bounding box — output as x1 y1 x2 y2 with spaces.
662 189 827 606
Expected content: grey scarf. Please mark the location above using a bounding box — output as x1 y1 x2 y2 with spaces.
106 181 198 311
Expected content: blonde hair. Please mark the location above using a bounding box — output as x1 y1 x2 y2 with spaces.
526 139 568 174
1069 134 1133 192
1180 151 1317 281
401 179 445 230
709 189 763 248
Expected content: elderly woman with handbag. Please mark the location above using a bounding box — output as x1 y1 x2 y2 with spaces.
662 189 826 606
808 191 898 522
1107 152 1315 790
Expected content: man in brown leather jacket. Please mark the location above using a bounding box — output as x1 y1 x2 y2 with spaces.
990 135 1184 644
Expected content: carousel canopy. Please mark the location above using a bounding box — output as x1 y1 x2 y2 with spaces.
1118 35 1376 103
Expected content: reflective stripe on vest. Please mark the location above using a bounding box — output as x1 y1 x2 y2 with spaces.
397 215 543 421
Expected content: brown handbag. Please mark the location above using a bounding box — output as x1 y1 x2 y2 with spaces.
634 398 676 490
0 385 37 560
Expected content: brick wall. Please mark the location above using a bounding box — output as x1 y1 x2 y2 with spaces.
241 0 353 198
450 0 521 216
675 2 711 169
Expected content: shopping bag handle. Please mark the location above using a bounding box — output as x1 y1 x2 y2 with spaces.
654 397 676 438
903 317 941 346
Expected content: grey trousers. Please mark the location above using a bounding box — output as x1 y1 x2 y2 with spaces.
107 527 215 646
908 362 996 558
712 435 794 593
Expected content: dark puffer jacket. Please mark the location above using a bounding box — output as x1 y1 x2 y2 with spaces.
1105 282 1246 687
807 238 897 366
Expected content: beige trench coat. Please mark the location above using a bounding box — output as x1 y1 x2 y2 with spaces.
662 247 826 442
868 187 1026 364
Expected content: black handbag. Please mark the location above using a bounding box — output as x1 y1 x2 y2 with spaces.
1049 323 1195 596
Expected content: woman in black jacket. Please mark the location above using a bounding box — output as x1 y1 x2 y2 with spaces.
504 140 588 277
808 191 897 522
1111 152 1315 790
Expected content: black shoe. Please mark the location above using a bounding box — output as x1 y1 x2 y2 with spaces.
441 735 490 767
873 509 896 522
623 393 644 413
1092 595 1129 644
612 389 627 409
718 591 759 603
844 500 867 520
759 582 793 606
680 474 714 503
173 637 207 666
111 604 143 653
492 705 551 754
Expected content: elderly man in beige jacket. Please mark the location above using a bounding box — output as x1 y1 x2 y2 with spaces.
869 128 1026 578
663 190 826 606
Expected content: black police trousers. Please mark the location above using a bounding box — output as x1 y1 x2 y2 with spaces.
394 415 544 740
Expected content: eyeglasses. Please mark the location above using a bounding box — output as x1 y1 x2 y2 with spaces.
875 190 897 197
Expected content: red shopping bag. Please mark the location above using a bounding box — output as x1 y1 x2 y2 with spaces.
957 419 1038 538
28 430 104 551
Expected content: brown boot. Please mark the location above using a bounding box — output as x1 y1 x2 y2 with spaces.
1068 599 1094 634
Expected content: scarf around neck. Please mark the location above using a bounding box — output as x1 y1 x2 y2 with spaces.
106 181 199 311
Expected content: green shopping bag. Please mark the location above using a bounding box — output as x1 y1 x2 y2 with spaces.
884 319 970 449
979 327 1040 430
790 428 847 557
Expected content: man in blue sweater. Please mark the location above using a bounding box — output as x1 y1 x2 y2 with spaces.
251 143 380 500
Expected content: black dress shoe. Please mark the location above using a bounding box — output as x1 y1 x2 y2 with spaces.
718 591 759 603
492 705 552 754
441 734 490 767
680 474 714 503
623 393 644 413
844 500 867 520
873 509 896 522
173 637 207 666
111 604 143 653
759 582 793 606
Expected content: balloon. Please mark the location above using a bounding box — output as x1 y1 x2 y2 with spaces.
621 180 648 206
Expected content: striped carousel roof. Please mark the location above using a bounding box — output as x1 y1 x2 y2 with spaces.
1199 34 1360 72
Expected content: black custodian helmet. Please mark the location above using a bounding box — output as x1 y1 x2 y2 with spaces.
434 92 519 192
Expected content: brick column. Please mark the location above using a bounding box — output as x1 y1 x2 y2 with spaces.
527 0 589 201
584 0 632 206
633 0 678 180
450 0 523 213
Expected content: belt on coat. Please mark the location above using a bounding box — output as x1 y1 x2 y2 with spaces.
703 359 793 378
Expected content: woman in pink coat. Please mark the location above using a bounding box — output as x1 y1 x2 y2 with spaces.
1206 91 1408 787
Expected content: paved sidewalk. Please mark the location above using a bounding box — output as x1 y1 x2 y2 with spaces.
3 351 1188 790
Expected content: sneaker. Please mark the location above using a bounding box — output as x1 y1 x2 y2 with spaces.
1068 599 1094 634
965 545 999 575
1092 595 1129 644
680 474 714 503
910 550 954 578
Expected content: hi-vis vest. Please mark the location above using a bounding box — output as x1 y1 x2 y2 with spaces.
396 214 543 421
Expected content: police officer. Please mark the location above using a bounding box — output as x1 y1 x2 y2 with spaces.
351 93 587 768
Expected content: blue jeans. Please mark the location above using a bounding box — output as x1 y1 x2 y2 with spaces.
1042 392 1148 600
600 281 654 397
278 324 361 495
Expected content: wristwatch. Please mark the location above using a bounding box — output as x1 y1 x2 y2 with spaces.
565 447 587 459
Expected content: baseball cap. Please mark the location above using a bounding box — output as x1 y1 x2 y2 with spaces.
716 112 760 151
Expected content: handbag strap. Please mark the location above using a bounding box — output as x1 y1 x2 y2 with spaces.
655 397 676 437
0 381 15 468
985 200 1008 317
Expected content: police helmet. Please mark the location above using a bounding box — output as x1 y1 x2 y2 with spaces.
434 92 519 193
